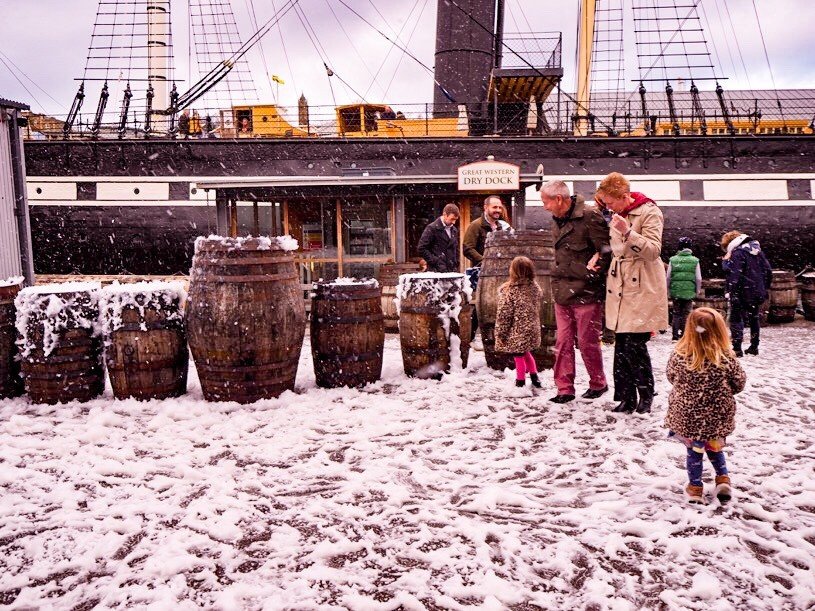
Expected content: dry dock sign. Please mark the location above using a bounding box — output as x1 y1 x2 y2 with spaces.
457 159 520 191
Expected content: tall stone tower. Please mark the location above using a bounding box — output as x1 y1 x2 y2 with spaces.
298 93 309 130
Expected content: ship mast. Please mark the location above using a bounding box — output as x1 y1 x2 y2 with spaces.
574 0 596 136
147 0 171 131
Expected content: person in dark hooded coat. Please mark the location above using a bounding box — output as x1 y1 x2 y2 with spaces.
721 231 773 356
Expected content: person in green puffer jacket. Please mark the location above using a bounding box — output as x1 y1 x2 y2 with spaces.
667 237 702 340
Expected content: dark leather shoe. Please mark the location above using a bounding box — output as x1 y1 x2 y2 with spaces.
612 401 635 413
530 373 542 388
549 394 575 404
745 345 759 355
581 386 609 399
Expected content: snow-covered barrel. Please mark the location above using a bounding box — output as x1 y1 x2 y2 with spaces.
768 270 798 323
0 278 25 398
15 282 104 404
397 272 472 378
476 230 556 370
377 262 421 333
186 236 305 403
100 282 188 400
310 279 384 388
801 272 815 322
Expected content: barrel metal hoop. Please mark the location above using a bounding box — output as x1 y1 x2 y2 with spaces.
313 350 382 363
196 359 297 374
190 272 299 283
313 314 385 324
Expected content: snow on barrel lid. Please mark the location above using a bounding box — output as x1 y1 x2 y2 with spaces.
19 281 102 296
317 277 379 288
0 276 24 288
400 272 466 281
99 280 187 297
194 234 299 252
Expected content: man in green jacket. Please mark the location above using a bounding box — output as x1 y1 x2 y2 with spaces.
666 236 702 340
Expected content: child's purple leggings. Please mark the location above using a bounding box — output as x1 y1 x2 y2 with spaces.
513 352 538 381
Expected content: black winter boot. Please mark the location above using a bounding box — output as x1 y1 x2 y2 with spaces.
612 400 636 413
515 379 526 388
636 388 654 414
745 343 759 355
529 373 542 388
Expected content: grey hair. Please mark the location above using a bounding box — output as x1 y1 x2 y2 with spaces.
540 180 571 200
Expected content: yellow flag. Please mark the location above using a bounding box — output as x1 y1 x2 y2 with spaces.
271 74 285 85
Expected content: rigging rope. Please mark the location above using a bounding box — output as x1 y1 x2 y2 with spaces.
324 0 379 84
719 0 751 88
751 0 784 128
362 0 423 100
383 0 430 99
0 55 46 111
246 0 276 101
270 0 299 97
293 3 367 102
0 50 66 111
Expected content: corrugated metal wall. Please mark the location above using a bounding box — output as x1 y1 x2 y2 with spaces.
0 111 23 279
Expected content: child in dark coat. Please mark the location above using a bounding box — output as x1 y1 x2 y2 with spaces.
665 307 746 504
495 256 543 388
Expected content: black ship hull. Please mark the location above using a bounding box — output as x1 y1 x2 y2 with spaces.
25 135 815 277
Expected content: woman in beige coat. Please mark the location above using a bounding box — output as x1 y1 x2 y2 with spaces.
596 172 669 414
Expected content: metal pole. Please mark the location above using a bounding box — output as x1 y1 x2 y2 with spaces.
7 107 35 284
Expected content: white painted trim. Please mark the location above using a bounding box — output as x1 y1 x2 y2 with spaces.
28 199 815 208
26 172 815 182
703 179 788 201
28 200 214 207
659 200 815 207
97 182 169 201
27 182 76 200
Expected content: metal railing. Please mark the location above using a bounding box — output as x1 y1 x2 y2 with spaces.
22 93 815 140
499 32 562 71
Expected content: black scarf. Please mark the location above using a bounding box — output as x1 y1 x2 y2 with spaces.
553 195 577 228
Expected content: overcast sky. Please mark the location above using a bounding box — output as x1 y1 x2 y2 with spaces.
1 0 814 120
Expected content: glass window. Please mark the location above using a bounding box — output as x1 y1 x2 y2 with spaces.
301 261 339 285
286 200 338 259
345 262 380 280
341 198 391 257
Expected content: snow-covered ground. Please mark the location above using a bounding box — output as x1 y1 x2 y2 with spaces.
1 323 814 610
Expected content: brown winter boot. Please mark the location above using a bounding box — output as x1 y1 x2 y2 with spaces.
685 484 706 505
714 475 732 503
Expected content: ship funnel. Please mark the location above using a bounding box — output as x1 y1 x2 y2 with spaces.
433 0 497 118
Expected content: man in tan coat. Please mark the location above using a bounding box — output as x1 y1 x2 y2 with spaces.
596 172 669 414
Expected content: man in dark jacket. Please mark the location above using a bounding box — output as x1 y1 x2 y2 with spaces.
721 231 773 356
542 180 611 403
417 203 460 272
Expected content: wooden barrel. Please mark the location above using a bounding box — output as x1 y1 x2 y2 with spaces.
16 283 104 404
101 282 189 400
701 278 726 298
694 296 729 320
186 236 306 403
768 270 798 323
378 263 421 333
0 279 24 398
475 230 556 370
801 272 815 322
310 280 384 388
398 273 472 378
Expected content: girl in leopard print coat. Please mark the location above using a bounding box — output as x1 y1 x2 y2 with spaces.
495 256 543 388
665 307 746 504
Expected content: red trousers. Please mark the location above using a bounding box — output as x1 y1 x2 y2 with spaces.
554 302 607 395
